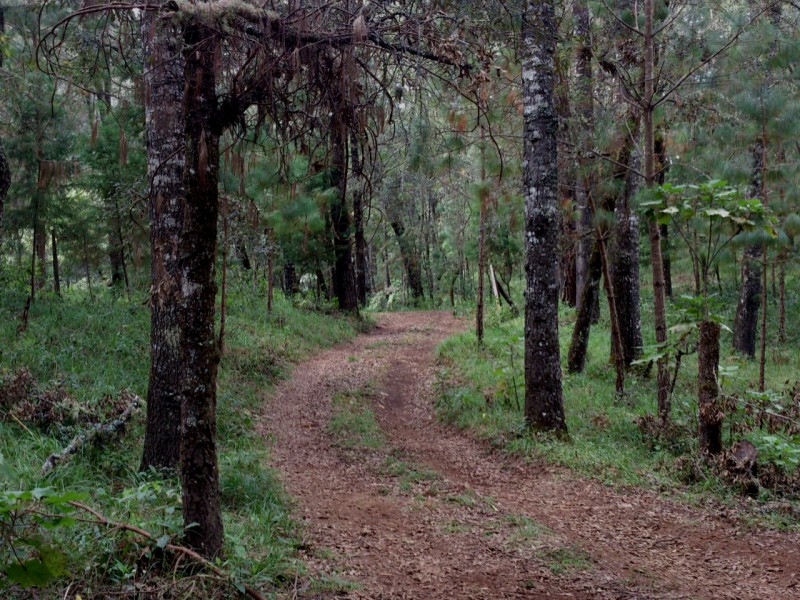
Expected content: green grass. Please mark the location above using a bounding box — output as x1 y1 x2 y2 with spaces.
539 545 593 575
328 385 384 450
0 274 361 597
435 262 800 528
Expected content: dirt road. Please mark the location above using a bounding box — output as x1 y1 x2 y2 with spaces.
259 311 800 599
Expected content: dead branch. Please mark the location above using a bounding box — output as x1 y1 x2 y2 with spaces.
41 392 141 475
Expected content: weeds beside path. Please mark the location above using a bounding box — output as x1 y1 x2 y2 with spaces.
260 311 800 599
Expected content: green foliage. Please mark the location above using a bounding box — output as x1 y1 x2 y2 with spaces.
0 273 360 596
436 290 800 526
0 487 80 589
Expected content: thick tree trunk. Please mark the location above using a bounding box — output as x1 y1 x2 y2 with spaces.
698 320 722 456
140 4 185 472
567 240 601 373
329 122 359 313
733 142 765 358
522 0 566 434
178 18 224 558
610 125 644 366
350 131 368 307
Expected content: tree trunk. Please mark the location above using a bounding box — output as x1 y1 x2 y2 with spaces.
610 122 644 366
567 240 602 374
35 218 46 291
51 229 61 296
522 0 566 434
573 0 593 308
140 4 185 472
350 131 368 307
698 320 722 456
476 139 487 343
0 142 9 239
266 242 274 312
655 136 672 298
283 261 298 296
390 217 424 301
660 223 672 298
0 11 7 242
733 142 765 358
643 0 670 425
109 231 125 291
178 18 224 558
778 253 786 343
111 197 132 301
83 234 95 303
329 124 358 313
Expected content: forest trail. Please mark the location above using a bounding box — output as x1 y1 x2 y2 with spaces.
259 311 800 599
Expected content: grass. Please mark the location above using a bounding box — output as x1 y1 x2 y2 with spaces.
539 545 593 575
380 452 439 492
328 385 384 450
0 274 362 597
435 260 800 528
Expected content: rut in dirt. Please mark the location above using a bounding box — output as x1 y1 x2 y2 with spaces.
259 311 800 600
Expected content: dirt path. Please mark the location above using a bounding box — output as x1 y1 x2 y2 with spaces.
259 311 800 599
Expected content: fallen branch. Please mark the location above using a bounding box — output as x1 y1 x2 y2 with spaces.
41 392 141 475
67 501 267 600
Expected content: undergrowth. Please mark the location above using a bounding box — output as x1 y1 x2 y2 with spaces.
436 270 800 530
0 276 361 598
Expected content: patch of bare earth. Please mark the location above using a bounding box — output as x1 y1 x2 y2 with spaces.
259 311 800 599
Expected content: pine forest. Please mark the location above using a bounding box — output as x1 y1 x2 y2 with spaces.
0 1 799 598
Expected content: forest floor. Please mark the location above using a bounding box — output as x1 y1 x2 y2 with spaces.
259 311 800 599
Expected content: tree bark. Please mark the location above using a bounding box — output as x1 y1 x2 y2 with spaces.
698 320 722 456
351 132 368 307
178 17 224 558
476 136 487 343
0 10 6 241
389 217 424 301
522 0 566 434
568 240 602 374
643 0 670 425
329 131 359 313
140 3 185 472
733 142 764 358
610 121 644 366
573 0 593 307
